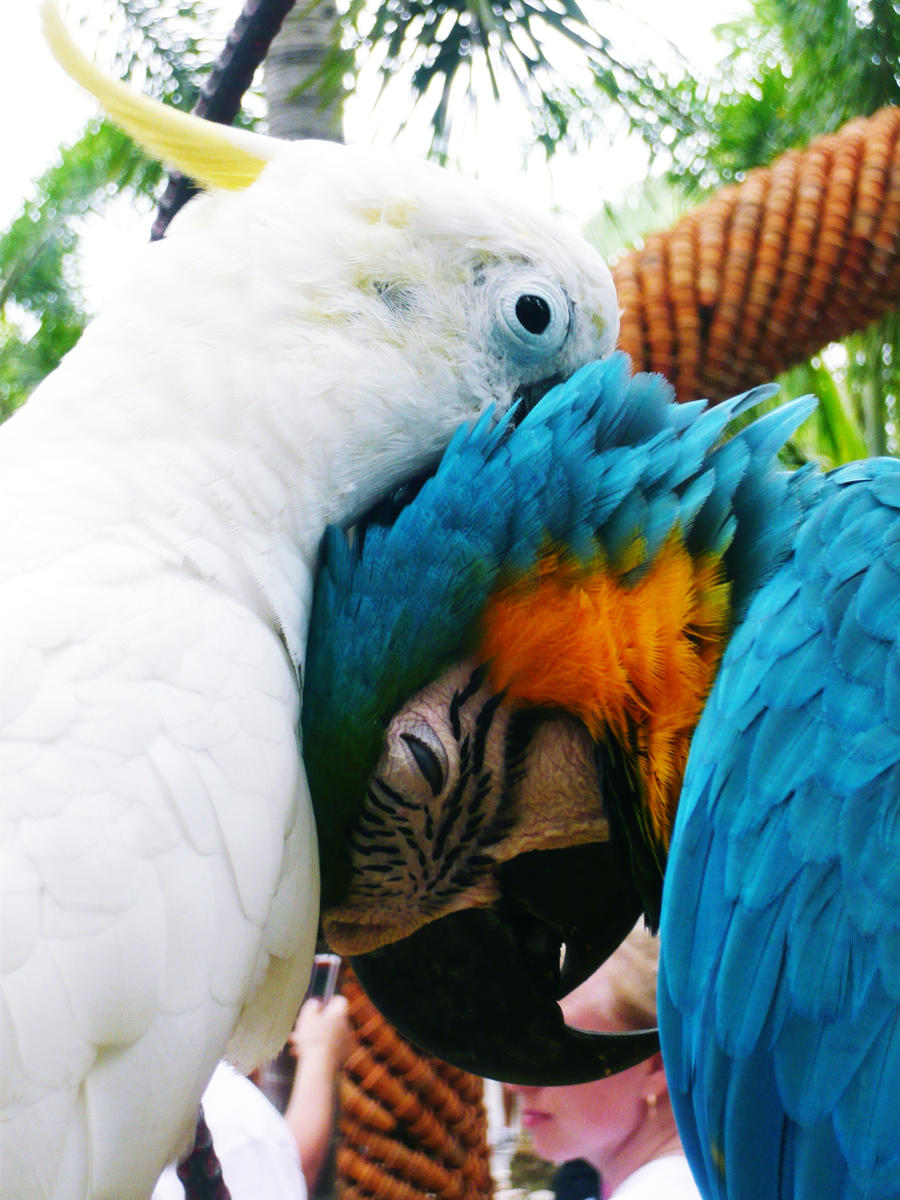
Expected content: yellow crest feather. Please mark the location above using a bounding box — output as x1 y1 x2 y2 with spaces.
41 0 276 191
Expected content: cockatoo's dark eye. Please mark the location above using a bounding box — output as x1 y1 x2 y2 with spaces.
400 729 447 796
515 294 552 335
494 275 570 360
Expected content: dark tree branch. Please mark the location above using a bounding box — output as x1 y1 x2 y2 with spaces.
151 0 297 240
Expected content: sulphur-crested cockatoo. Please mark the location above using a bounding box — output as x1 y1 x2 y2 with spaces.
0 6 618 1199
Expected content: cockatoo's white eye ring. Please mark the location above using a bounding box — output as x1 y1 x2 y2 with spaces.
496 278 570 360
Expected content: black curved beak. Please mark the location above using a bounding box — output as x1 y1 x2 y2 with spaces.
349 843 659 1085
510 374 563 426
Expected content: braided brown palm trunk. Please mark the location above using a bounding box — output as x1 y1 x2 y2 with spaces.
336 968 492 1200
612 106 900 403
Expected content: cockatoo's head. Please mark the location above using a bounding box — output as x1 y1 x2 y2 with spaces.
182 136 621 506
41 3 618 523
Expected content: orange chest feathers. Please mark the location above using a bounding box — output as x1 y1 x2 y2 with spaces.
478 536 732 847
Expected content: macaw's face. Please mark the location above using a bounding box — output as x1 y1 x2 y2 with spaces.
321 658 659 1085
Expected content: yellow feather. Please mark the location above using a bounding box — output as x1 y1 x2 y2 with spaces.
41 0 276 191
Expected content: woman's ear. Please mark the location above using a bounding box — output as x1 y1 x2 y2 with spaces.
645 1051 669 1099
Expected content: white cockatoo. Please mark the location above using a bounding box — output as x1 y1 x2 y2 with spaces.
0 7 619 1198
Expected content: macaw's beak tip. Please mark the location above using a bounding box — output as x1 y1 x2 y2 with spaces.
348 844 659 1085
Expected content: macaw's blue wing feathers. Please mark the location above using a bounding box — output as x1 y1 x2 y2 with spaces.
660 456 900 1200
685 437 750 559
738 393 817 455
689 394 819 618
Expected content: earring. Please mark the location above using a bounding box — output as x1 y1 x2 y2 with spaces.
645 1092 658 1114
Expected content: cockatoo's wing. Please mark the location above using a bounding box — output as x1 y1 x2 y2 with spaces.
660 459 900 1200
0 523 318 1199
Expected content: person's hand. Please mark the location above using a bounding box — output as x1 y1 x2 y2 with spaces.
289 995 353 1075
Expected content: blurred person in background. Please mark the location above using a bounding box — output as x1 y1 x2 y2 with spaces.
285 992 354 1195
507 924 699 1200
153 993 352 1200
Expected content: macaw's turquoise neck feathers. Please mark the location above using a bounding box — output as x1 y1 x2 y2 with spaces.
303 353 818 905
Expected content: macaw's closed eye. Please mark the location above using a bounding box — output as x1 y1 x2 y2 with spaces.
399 729 446 796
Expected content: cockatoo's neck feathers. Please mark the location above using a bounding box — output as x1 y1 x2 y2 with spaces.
41 0 274 190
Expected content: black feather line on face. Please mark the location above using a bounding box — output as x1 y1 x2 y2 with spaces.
450 663 492 740
472 691 505 773
594 732 665 930
370 778 418 812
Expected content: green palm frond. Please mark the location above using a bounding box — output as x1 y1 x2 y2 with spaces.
0 0 226 416
335 0 655 161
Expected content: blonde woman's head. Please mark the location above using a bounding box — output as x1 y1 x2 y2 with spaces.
564 921 659 1035
508 922 683 1196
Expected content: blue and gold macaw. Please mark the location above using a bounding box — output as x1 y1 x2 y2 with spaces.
658 452 900 1200
303 351 900 1200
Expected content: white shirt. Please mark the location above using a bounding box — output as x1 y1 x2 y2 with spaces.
610 1155 701 1199
153 1064 307 1200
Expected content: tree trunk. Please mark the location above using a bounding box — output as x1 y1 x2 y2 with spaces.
265 0 343 141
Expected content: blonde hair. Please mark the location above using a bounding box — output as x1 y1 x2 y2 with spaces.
602 921 660 1031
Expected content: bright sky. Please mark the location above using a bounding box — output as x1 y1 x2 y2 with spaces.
1 1 747 307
